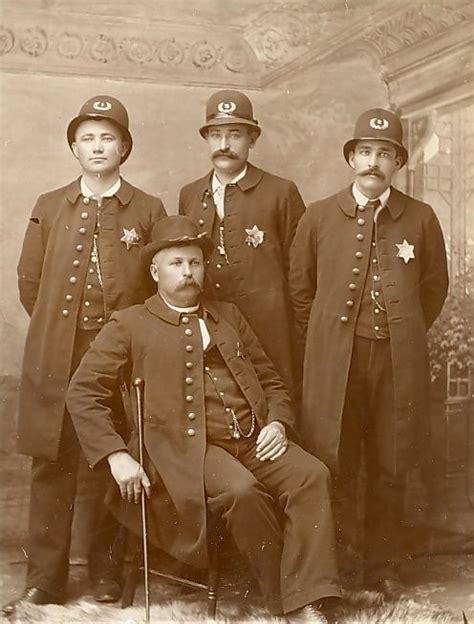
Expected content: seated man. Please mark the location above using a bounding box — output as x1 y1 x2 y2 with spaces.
67 215 341 622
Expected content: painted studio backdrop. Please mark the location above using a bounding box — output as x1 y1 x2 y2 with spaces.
0 0 473 572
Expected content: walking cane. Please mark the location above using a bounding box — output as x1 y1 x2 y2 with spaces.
133 377 151 624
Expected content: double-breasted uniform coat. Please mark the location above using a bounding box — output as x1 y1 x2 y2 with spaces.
289 186 449 478
17 178 166 461
179 163 305 393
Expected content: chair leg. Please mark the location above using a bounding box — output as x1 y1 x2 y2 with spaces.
122 544 142 609
207 536 220 618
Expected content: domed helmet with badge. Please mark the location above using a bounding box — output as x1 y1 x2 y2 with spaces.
67 95 133 163
343 108 408 167
199 90 261 138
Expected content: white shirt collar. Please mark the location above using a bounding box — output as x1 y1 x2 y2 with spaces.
161 296 200 315
351 183 391 207
212 165 248 194
80 177 121 199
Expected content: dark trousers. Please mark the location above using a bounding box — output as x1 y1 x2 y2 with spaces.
25 330 123 598
204 437 340 615
333 337 405 585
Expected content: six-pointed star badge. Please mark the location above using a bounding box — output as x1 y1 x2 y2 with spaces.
396 239 415 264
120 227 141 250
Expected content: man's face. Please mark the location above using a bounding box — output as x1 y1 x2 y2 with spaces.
150 245 205 307
205 124 257 177
71 119 128 177
349 140 403 198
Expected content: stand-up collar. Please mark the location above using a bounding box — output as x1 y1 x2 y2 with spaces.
65 177 134 206
197 162 264 201
145 293 219 325
337 185 406 220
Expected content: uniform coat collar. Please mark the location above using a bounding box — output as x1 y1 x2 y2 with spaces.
336 185 406 221
65 177 134 206
144 293 219 326
197 162 264 202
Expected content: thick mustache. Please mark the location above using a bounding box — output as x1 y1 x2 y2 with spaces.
212 150 238 160
361 168 385 179
177 278 200 290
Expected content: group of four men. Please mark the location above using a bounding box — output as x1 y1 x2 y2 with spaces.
4 90 448 622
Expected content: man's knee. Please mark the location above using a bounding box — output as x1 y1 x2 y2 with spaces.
223 475 272 510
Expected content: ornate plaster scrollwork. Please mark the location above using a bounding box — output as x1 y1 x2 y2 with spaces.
223 43 249 73
157 38 184 65
126 39 154 64
57 32 83 59
89 34 118 64
20 26 48 57
191 40 218 69
0 26 14 56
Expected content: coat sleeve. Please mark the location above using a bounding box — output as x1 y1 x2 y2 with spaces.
288 205 318 361
420 207 449 329
278 181 306 276
66 314 131 468
17 195 49 316
230 305 296 435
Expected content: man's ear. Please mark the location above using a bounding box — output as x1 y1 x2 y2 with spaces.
120 141 130 158
249 131 258 149
348 151 356 169
71 142 79 159
150 263 159 283
394 153 403 170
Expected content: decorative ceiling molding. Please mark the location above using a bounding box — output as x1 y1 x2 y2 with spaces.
0 1 471 90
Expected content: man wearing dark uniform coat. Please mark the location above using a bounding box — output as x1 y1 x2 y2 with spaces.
289 109 448 596
179 90 305 395
3 96 166 616
66 215 341 623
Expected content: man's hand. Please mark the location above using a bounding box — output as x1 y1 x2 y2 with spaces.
256 421 288 462
107 451 151 504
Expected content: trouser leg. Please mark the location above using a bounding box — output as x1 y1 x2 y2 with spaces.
26 413 80 598
204 442 284 615
240 442 340 614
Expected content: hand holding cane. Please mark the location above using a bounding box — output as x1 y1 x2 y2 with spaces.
133 377 151 624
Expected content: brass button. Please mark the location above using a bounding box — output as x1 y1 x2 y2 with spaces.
181 316 189 324
374 308 380 314
73 260 80 267
98 317 104 323
62 310 69 317
69 276 77 284
81 212 89 220
185 377 193 385
374 325 380 331
186 362 193 369
83 197 90 205
216 263 222 269
184 329 193 336
87 284 92 290
203 202 208 208
213 376 218 381
83 316 89 322
65 294 73 302
215 283 221 289
188 412 196 420
89 268 94 274
198 219 205 225
187 428 196 436
76 244 83 252
346 300 354 307
372 258 378 264
84 301 90 307
373 275 380 282
186 345 193 353
372 241 376 247
340 316 349 323
79 227 87 235
352 268 360 275
374 291 380 296
355 251 363 259
356 233 364 241
349 283 356 290
357 218 365 226
185 395 194 403
225 407 231 413
358 205 366 212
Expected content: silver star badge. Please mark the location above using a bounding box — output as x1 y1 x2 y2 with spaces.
245 225 265 248
120 227 141 250
396 239 415 264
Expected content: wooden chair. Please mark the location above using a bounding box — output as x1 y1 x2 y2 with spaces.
121 515 223 619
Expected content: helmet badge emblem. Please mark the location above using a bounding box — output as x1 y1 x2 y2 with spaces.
93 101 112 112
217 101 237 114
369 117 389 130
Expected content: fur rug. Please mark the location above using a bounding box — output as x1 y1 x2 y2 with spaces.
7 589 468 624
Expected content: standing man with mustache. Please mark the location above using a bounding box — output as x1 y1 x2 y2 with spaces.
179 90 305 396
4 95 166 616
289 109 448 597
